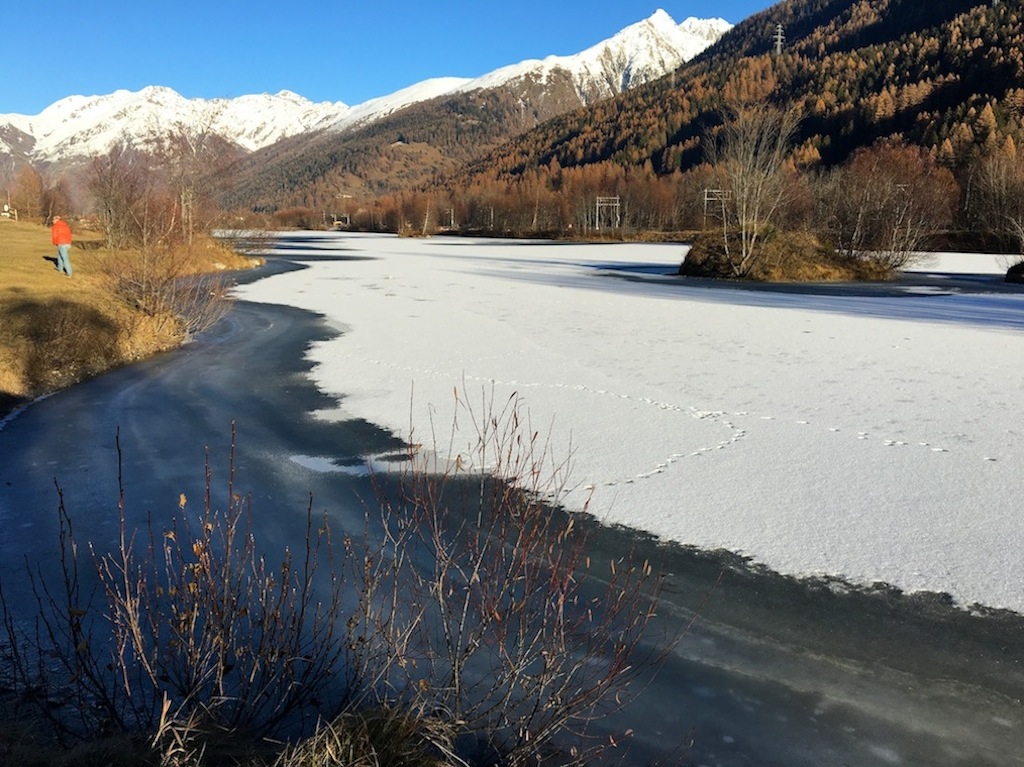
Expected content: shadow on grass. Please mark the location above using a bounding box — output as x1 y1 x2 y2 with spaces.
3 298 122 395
0 391 27 419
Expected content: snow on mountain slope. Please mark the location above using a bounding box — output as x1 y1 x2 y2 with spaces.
0 10 730 165
213 89 347 149
456 11 731 104
327 11 732 128
0 86 348 162
329 77 474 132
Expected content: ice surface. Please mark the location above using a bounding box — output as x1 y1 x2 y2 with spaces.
235 234 1024 612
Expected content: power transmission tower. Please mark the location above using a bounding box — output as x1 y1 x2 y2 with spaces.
703 188 729 230
595 196 621 231
774 24 785 56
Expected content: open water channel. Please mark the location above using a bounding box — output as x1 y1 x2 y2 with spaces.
0 252 1021 766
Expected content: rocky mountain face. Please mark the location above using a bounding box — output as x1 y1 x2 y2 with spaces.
0 10 730 196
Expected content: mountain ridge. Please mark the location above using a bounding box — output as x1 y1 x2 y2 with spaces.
0 11 730 172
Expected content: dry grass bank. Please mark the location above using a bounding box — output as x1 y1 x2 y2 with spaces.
0 219 258 416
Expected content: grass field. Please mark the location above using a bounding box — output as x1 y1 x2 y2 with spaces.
0 219 255 416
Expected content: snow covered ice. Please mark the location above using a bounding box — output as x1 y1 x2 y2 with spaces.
236 233 1024 613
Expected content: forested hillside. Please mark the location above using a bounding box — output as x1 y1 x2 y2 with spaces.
223 86 565 211
466 0 1020 181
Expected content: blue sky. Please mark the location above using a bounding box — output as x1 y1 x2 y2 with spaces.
5 1 773 115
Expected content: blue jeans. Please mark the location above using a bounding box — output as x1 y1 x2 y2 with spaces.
56 244 73 276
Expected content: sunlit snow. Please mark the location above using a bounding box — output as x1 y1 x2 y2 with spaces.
236 233 1024 613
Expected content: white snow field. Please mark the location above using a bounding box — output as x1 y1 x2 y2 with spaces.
236 233 1024 613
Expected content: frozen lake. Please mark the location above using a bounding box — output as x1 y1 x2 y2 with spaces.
237 232 1024 614
3 233 1023 765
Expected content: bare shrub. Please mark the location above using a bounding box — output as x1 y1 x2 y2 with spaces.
100 245 231 340
377 389 668 767
2 400 670 765
0 427 367 745
815 141 959 273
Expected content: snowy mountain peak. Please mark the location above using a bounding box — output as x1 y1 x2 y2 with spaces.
0 88 350 162
649 8 675 25
678 14 733 41
452 11 730 105
0 11 730 165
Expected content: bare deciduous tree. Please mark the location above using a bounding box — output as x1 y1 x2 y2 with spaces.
41 176 75 223
706 104 801 277
971 147 1024 264
9 164 45 221
815 141 958 271
88 143 158 249
157 102 236 246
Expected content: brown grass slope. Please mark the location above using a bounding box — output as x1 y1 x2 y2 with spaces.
0 220 253 416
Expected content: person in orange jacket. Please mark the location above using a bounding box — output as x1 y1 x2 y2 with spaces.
51 215 73 276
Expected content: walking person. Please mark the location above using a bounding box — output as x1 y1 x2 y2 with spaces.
51 215 73 277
